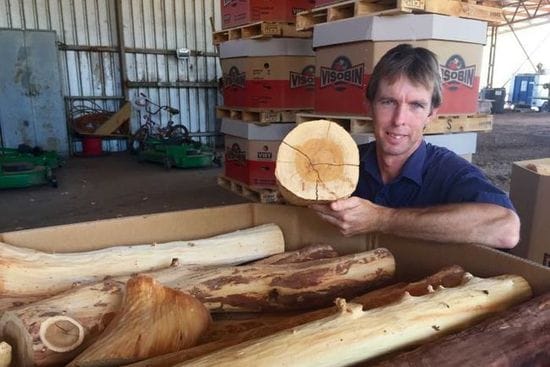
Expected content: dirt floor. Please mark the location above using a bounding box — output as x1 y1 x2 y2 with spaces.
0 111 549 232
474 111 550 192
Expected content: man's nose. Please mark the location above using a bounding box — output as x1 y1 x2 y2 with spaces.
392 103 407 126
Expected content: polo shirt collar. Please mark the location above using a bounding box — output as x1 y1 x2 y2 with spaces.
362 140 426 186
399 140 426 186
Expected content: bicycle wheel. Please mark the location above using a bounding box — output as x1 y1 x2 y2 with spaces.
129 127 149 154
167 124 189 140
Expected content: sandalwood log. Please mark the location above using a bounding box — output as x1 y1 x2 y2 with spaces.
275 120 359 205
0 248 394 367
249 244 339 265
125 265 465 367
0 223 284 310
0 342 11 367
176 248 394 312
172 274 532 367
66 276 210 367
373 292 550 367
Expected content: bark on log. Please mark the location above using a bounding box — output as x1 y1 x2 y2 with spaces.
66 276 210 367
373 291 550 367
125 266 465 367
249 244 339 265
0 223 285 310
275 120 359 206
0 248 394 367
172 274 532 367
0 342 11 367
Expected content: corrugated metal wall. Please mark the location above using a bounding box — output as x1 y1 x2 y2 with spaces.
0 0 222 151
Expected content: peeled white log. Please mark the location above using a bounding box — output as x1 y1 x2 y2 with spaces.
66 275 210 367
0 342 11 367
175 274 532 367
0 249 394 367
0 223 285 308
275 120 359 206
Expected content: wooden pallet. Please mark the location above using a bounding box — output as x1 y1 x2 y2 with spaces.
296 112 493 134
217 107 313 124
217 175 284 204
213 22 312 45
296 0 503 31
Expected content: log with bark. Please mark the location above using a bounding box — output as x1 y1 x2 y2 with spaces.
275 120 359 205
66 275 210 367
372 291 550 367
249 243 339 265
0 223 285 310
172 273 532 367
124 265 466 367
0 248 394 367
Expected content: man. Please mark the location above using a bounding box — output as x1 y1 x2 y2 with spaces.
311 44 519 249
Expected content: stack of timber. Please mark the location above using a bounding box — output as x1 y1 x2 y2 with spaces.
0 222 547 367
0 227 398 366
296 0 504 31
215 1 318 202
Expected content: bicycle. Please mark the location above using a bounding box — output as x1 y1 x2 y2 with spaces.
129 93 190 153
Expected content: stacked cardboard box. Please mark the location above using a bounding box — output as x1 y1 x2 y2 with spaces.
221 118 294 188
219 38 315 190
217 1 316 193
221 0 315 29
219 38 315 110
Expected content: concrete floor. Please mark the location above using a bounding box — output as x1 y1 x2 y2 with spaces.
0 152 247 232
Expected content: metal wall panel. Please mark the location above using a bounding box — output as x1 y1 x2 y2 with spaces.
0 0 222 151
123 0 221 144
0 29 69 154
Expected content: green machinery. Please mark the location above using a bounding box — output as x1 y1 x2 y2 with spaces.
137 138 219 169
0 146 61 189
130 93 219 169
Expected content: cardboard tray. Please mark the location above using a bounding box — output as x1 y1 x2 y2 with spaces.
1 203 549 295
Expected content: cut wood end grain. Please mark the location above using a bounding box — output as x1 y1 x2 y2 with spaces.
276 119 359 205
39 316 85 353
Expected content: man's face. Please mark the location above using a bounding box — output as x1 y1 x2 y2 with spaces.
370 75 435 161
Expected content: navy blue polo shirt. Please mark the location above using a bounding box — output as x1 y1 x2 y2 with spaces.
353 141 514 210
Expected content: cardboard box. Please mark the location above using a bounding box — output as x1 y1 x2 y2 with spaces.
312 14 487 116
509 158 550 267
1 204 549 297
221 118 294 139
223 135 281 188
221 0 315 29
220 39 315 109
352 132 478 156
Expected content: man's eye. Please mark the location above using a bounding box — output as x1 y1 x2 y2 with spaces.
411 103 426 110
380 99 395 106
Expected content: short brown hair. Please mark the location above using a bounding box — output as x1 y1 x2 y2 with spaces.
366 44 442 109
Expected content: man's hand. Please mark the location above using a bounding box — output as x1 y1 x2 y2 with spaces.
309 196 390 237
